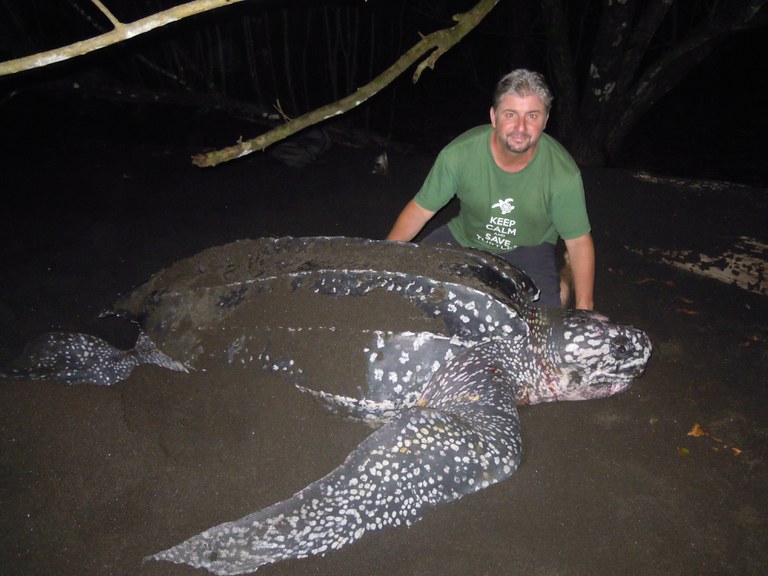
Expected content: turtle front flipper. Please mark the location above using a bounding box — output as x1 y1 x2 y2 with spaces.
364 330 473 405
293 383 402 427
147 382 522 575
259 330 475 427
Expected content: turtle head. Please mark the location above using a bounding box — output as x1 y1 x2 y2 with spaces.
533 308 652 402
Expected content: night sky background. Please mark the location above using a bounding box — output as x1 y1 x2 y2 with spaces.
1 0 767 188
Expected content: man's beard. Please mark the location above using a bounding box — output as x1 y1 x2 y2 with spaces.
503 132 533 153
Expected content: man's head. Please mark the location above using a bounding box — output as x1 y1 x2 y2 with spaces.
490 69 553 157
492 69 553 114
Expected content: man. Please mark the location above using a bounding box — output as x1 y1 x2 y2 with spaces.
386 69 594 309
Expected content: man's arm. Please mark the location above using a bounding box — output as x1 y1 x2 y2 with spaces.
386 199 436 241
564 233 595 310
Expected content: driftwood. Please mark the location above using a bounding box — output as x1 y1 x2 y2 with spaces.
630 237 767 296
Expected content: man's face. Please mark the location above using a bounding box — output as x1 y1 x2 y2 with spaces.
490 93 548 155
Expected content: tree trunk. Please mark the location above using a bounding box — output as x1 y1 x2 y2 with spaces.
541 0 768 167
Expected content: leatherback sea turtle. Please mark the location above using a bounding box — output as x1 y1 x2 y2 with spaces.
2 237 652 575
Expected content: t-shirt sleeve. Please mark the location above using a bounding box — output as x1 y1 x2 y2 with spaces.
551 171 591 240
413 151 458 212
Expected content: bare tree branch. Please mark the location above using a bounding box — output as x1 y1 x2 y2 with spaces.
0 0 247 77
192 0 500 167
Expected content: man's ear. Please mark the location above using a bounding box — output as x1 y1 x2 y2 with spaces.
489 106 496 127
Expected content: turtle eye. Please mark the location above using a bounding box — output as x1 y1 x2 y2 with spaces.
611 336 631 358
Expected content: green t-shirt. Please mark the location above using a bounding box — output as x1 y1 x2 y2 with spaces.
414 125 590 253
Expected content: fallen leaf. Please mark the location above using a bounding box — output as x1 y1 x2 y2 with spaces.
687 423 738 455
678 447 689 457
676 308 701 315
688 423 707 437
739 335 761 349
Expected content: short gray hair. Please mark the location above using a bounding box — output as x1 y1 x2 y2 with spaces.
493 69 553 114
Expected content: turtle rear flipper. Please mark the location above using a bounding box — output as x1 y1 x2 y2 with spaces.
2 331 187 386
132 331 189 374
1 332 134 385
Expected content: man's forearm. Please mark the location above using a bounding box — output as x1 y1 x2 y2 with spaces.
386 199 435 241
565 234 595 310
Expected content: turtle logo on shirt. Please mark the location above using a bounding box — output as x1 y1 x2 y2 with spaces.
492 198 515 215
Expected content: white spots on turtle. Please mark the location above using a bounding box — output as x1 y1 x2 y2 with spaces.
577 343 611 361
226 335 247 364
388 371 398 383
269 358 295 372
412 332 432 350
4 332 190 386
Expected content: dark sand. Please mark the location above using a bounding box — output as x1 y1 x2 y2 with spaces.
1 101 767 576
